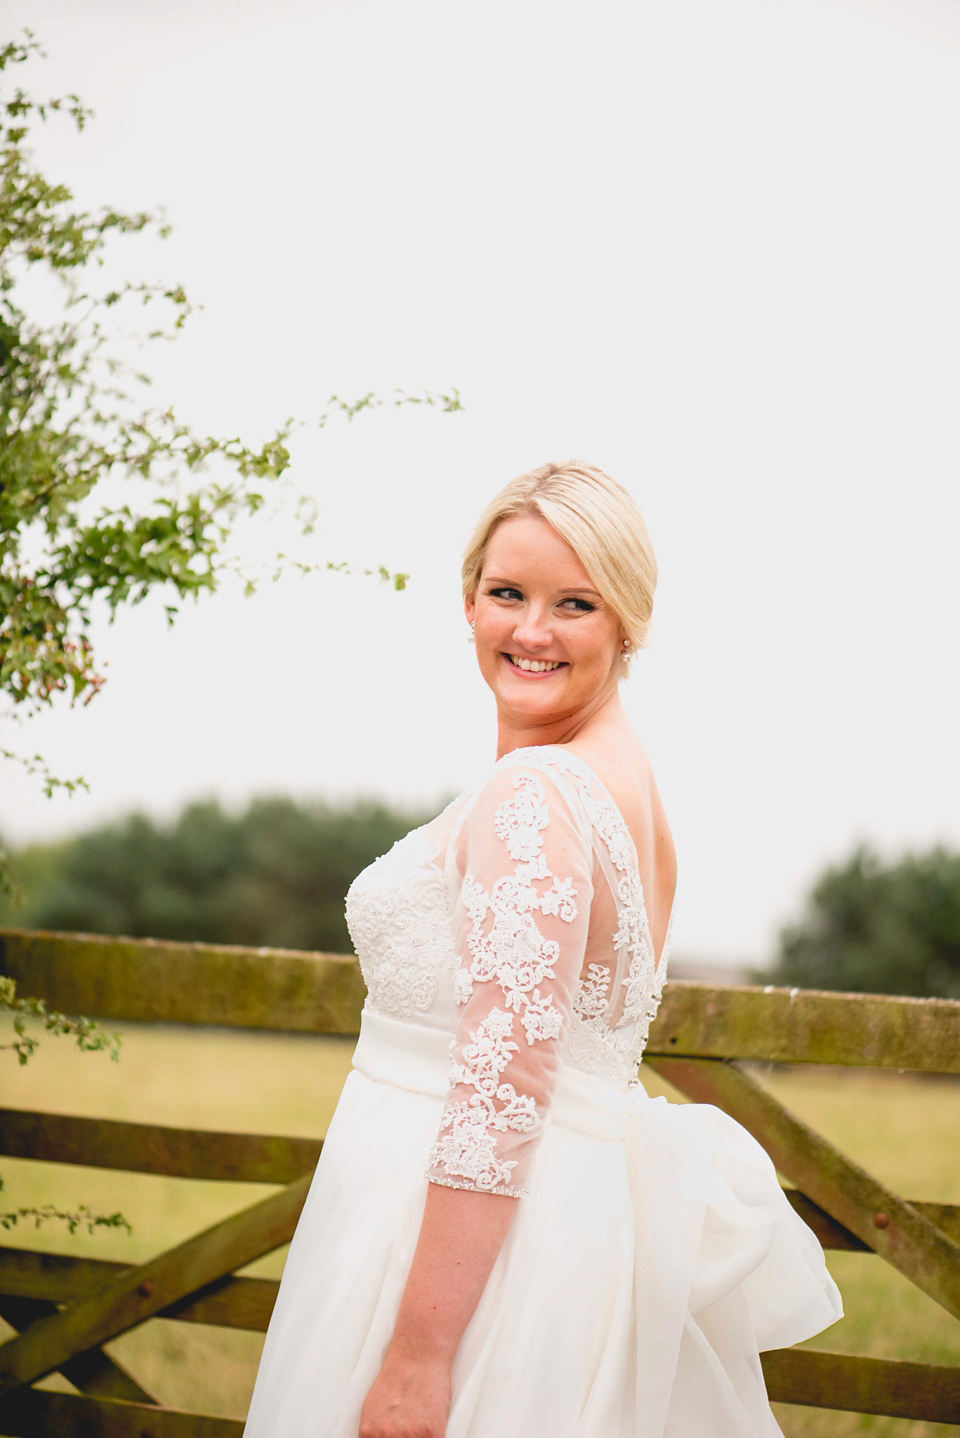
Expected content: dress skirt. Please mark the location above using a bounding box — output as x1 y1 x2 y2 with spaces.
243 1010 842 1438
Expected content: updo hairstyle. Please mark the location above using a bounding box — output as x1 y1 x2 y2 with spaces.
462 461 657 675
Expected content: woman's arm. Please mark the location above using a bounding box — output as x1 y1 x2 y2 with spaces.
358 1185 517 1438
361 762 591 1436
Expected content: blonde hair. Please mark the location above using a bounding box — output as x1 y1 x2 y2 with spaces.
462 460 657 673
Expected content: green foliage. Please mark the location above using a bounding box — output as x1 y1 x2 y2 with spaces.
0 1186 131 1236
762 845 960 999
2 795 439 952
0 954 127 1240
0 33 459 734
0 30 460 1247
0 744 87 802
0 972 120 1063
0 33 279 716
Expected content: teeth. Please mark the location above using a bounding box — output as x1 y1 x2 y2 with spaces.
510 655 562 672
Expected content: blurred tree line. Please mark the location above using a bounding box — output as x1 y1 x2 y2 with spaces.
0 797 439 955
3 816 959 998
761 844 960 999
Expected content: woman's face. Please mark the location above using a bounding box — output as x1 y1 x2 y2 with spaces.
465 513 623 725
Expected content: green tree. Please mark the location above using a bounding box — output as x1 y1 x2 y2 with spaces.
2 795 439 953
0 33 458 801
0 30 457 1239
763 845 960 999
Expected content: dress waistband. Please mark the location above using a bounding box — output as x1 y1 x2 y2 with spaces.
351 1006 644 1142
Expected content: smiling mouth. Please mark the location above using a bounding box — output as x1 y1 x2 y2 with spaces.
504 653 567 674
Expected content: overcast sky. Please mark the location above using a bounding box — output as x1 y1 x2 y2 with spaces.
2 0 959 965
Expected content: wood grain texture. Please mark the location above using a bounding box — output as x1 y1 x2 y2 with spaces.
784 1191 960 1249
763 1347 960 1421
0 1295 157 1404
0 928 366 1034
647 980 960 1072
0 1252 280 1332
5 927 960 1068
0 1108 322 1183
0 1174 310 1394
0 1388 244 1437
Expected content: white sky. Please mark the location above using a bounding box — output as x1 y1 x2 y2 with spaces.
2 0 959 965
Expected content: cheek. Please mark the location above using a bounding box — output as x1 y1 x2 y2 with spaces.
477 608 511 642
573 622 618 669
475 619 507 662
475 615 500 647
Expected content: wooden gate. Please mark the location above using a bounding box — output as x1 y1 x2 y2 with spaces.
0 926 958 1433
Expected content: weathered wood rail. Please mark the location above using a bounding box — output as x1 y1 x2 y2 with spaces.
0 926 957 1432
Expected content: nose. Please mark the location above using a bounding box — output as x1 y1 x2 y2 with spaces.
512 604 553 651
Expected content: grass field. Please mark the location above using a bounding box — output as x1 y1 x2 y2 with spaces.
0 1018 957 1434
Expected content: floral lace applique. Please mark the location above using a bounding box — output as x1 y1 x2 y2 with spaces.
574 962 612 1021
509 748 672 1087
453 965 474 1007
428 773 579 1196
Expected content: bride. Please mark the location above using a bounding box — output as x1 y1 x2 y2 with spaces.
243 461 842 1438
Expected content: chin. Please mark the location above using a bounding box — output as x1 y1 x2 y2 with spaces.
500 684 573 717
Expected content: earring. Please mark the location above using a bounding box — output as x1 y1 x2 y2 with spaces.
468 622 475 645
622 638 631 651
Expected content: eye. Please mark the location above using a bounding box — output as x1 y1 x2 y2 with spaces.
487 586 523 602
559 597 595 613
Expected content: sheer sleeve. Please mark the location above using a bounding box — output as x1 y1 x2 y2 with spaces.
426 760 593 1197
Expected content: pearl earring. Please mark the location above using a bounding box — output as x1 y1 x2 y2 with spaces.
468 622 475 644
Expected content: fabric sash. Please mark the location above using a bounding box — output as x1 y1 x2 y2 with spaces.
352 1005 635 1141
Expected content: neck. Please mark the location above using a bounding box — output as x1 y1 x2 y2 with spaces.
494 686 624 760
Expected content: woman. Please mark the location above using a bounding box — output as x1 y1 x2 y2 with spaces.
244 462 842 1438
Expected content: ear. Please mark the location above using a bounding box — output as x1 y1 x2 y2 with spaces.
464 593 476 625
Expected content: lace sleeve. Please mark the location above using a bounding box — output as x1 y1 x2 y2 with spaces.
426 761 593 1197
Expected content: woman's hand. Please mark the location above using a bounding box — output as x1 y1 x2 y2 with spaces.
358 1340 452 1438
358 1183 516 1437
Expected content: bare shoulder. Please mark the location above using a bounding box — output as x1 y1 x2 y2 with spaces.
561 731 677 948
560 729 654 824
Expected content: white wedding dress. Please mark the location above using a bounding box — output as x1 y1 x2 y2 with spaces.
244 746 842 1437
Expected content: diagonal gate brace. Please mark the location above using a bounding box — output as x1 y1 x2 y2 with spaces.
0 1294 158 1405
0 1171 311 1397
644 1056 960 1322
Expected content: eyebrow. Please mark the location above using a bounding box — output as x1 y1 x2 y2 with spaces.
484 576 602 598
